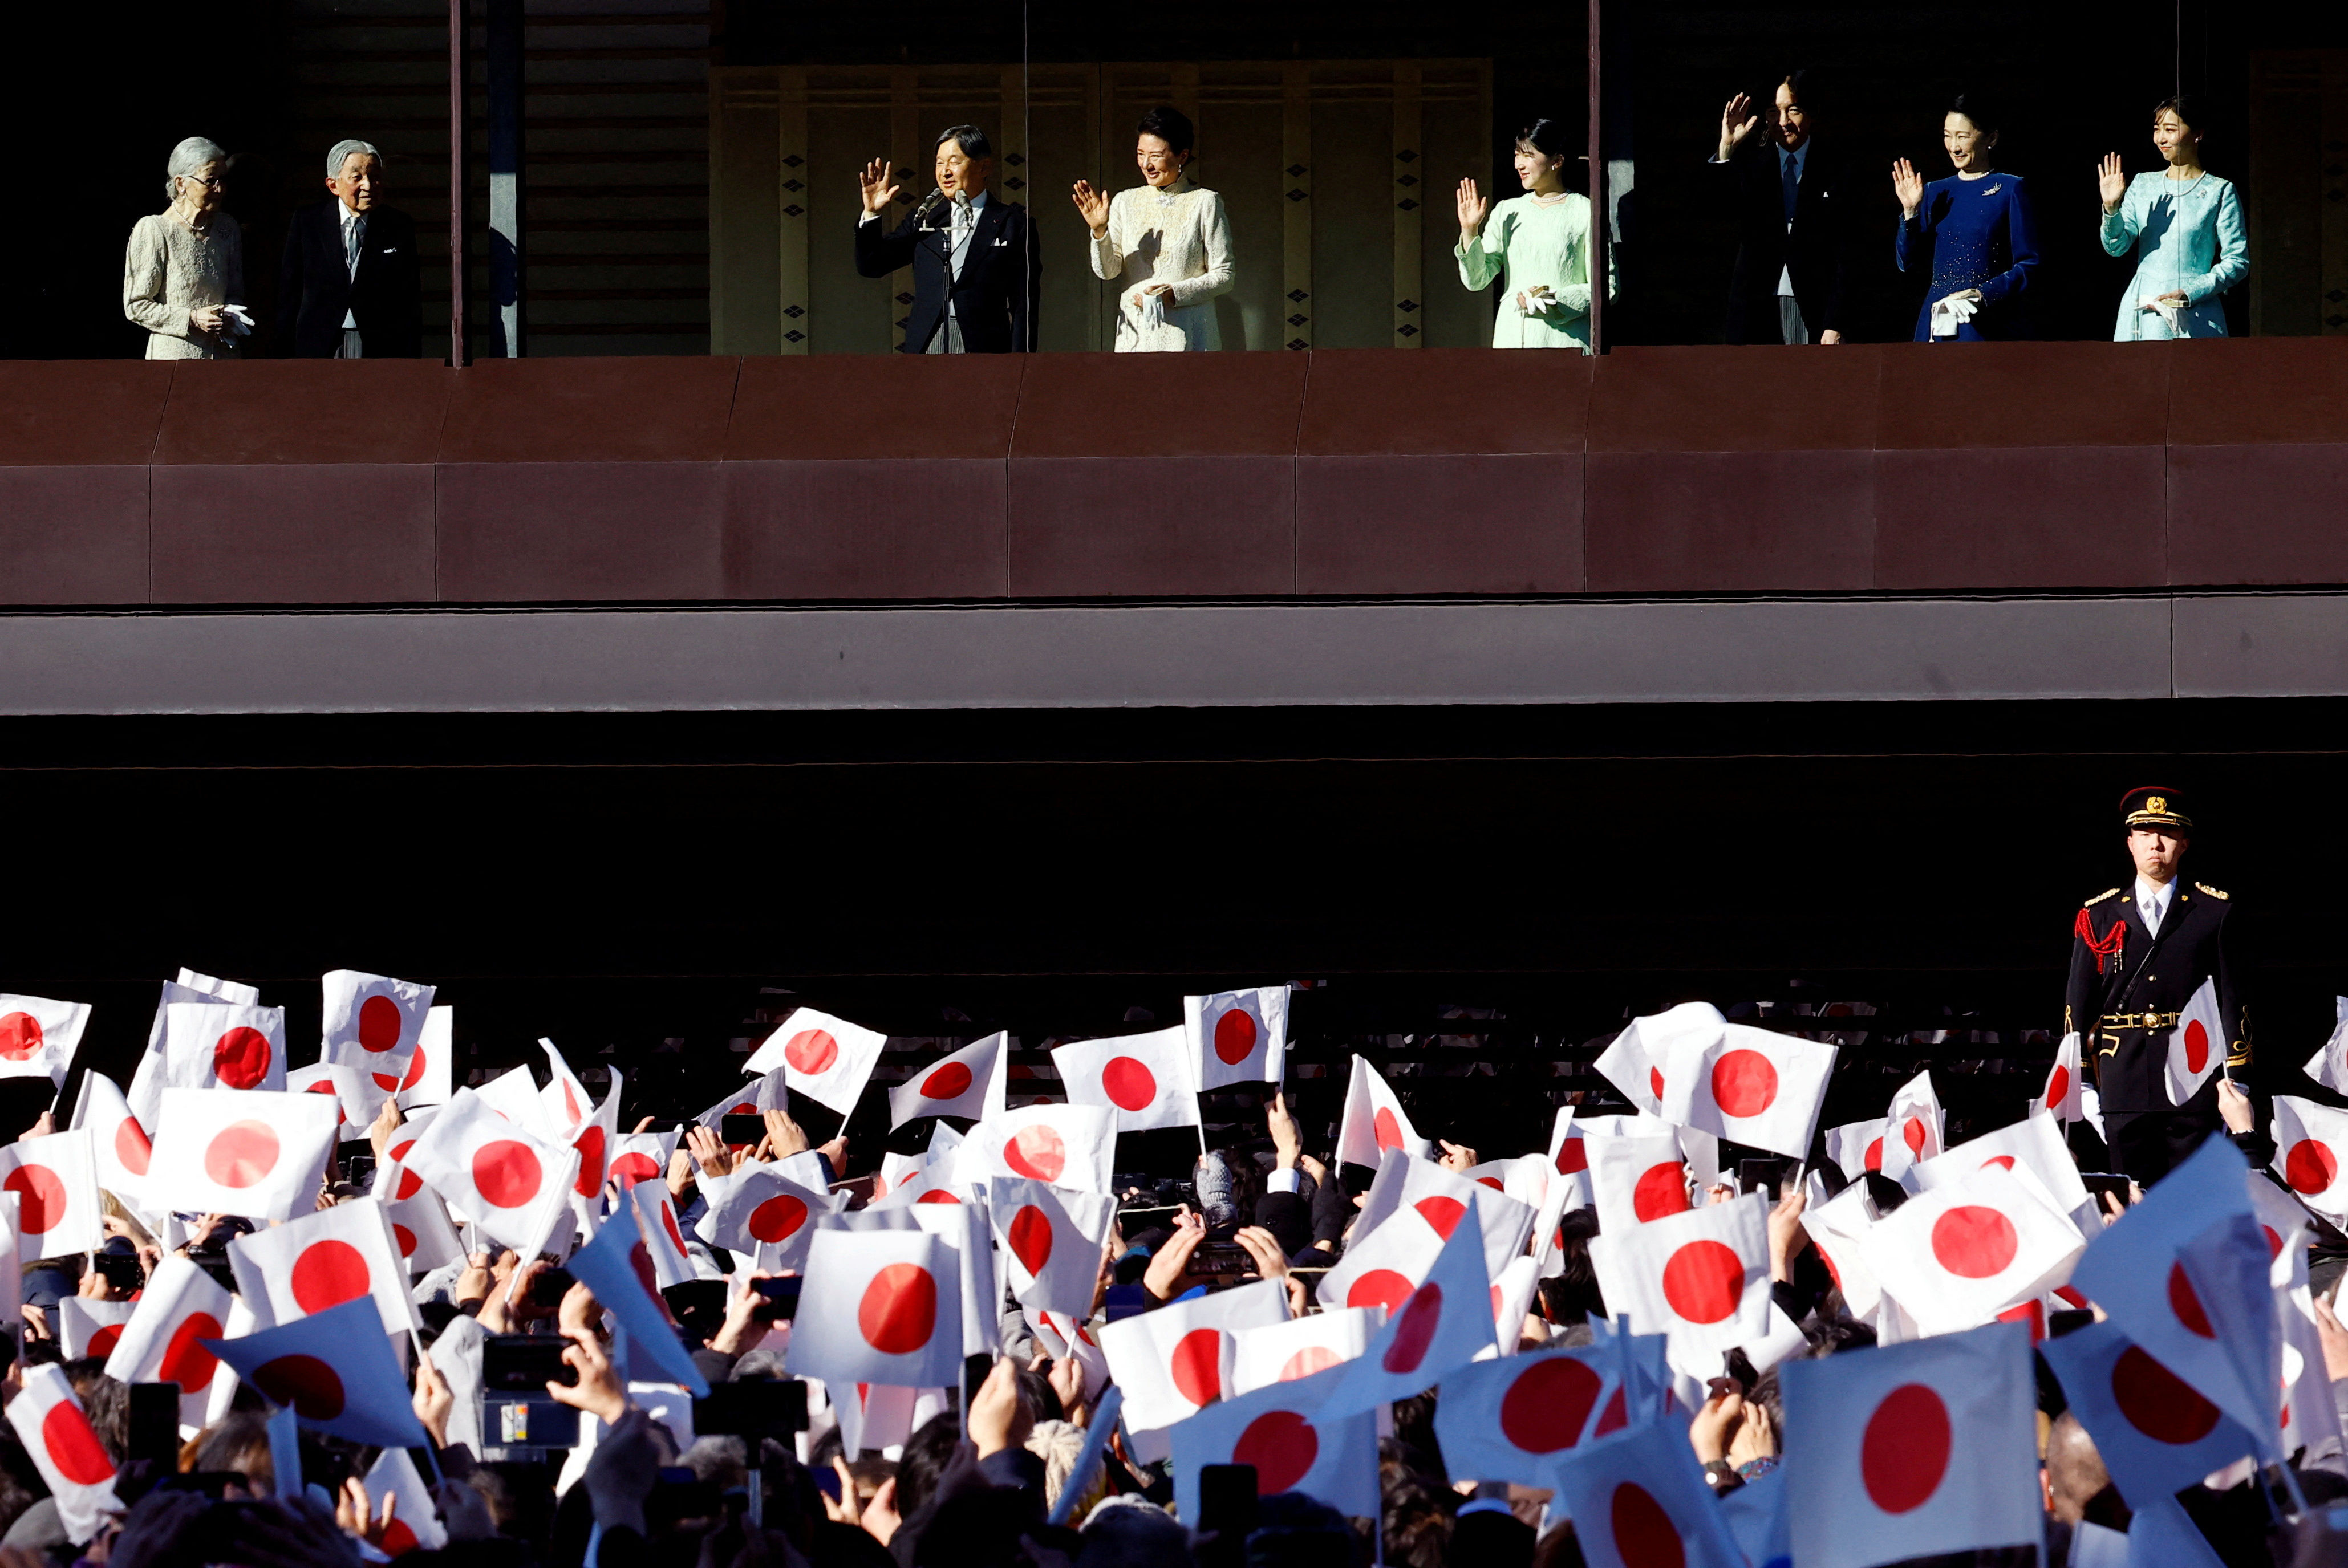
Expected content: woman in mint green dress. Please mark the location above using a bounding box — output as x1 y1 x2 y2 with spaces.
2096 95 2245 340
1455 117 1615 351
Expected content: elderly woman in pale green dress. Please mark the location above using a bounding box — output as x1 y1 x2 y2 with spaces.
1454 117 1615 351
2095 95 2245 340
124 137 246 359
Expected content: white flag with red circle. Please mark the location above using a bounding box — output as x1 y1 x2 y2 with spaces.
1053 1027 1200 1134
285 1062 382 1141
2164 977 2227 1106
1433 1343 1619 1486
0 994 88 1086
129 972 258 1125
1593 1002 1725 1120
1825 1118 1891 1183
0 1192 20 1337
2272 1095 2348 1223
372 1163 465 1276
1802 1180 1885 1323
562 1197 711 1396
889 1033 1009 1128
782 1226 965 1391
572 1067 625 1210
1546 1411 1746 1568
163 1000 287 1093
396 1005 452 1108
629 1179 697 1289
1780 1320 2041 1568
103 1254 237 1428
1588 1191 1771 1354
1033 1307 1112 1403
0 1129 104 1258
1098 1277 1290 1437
609 1128 679 1192
378 1106 440 1199
1658 1022 1836 1160
1881 1070 1944 1178
2037 1033 2085 1122
704 1164 828 1272
986 1176 1116 1319
537 1039 593 1136
403 1088 579 1256
362 1446 448 1558
1545 1107 1593 1212
911 1191 999 1359
696 1066 786 1144
228 1196 419 1335
1316 1195 1443 1315
7 1362 120 1543
743 1006 887 1116
201 1294 431 1449
1335 1054 1426 1169
58 1297 136 1362
2040 1317 2258 1508
1166 1358 1378 1524
148 1087 339 1222
473 1063 560 1144
321 970 433 1095
1230 1307 1376 1396
1321 1197 1497 1417
1906 1110 2093 1232
962 1103 1116 1194
69 1071 153 1211
1351 1150 1534 1280
1586 1134 1691 1236
1186 986 1289 1092
1858 1163 2083 1336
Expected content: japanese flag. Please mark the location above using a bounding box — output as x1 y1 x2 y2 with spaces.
0 1130 104 1258
1658 1022 1836 1160
228 1196 420 1335
1825 1118 1891 1183
609 1128 679 1192
743 1006 888 1116
0 994 89 1086
286 1062 382 1140
629 1180 696 1290
1545 1107 1593 1211
987 1177 1116 1319
146 1087 339 1222
1588 1191 1771 1354
362 1447 448 1557
1802 1180 1884 1323
2040 1317 2258 1508
570 1067 626 1213
1594 1002 1725 1119
1315 1196 1443 1315
397 1006 452 1109
1230 1307 1377 1395
962 1103 1116 1194
7 1362 120 1543
104 1254 237 1428
1167 1358 1378 1524
782 1227 965 1391
1907 1111 2094 1233
1780 1320 2042 1568
703 1164 829 1273
129 971 259 1124
58 1297 137 1362
697 1066 786 1141
2038 1032 2086 1122
1352 1151 1534 1279
1055 1027 1200 1134
1881 1070 1944 1179
403 1088 579 1256
163 1000 287 1092
70 1072 153 1210
202 1294 431 1449
1858 1163 2083 1335
1186 986 1289 1092
1546 1413 1746 1568
1033 1309 1111 1404
562 1199 710 1396
2304 1013 2348 1095
1433 1344 1619 1486
373 1165 465 1276
378 1107 441 1202
2272 1096 2348 1223
1586 1134 1691 1235
2165 977 2227 1106
475 1063 560 1143
889 1033 1010 1128
537 1039 593 1135
320 970 434 1094
1321 1197 1497 1419
1336 1054 1426 1169
1098 1277 1289 1437
911 1191 1000 1359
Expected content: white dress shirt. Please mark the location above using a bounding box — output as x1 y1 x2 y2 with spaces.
1775 141 1807 297
338 203 366 330
2134 874 2177 937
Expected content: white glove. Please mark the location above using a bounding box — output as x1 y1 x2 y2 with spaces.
1928 291 1979 339
1136 290 1170 331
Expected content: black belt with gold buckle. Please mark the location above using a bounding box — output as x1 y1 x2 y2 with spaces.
2099 1010 2181 1030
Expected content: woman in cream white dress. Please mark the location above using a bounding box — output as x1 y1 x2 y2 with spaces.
1072 106 1233 351
1455 117 1611 351
123 137 246 360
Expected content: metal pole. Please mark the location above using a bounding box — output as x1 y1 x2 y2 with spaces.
1585 0 1605 354
448 0 468 365
486 0 524 356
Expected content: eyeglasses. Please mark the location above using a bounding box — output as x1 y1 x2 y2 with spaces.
183 175 227 191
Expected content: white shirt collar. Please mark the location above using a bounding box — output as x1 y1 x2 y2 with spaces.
952 190 990 215
2135 874 2177 916
339 201 364 228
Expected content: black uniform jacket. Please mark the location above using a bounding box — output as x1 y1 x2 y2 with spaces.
2063 882 2248 1116
1709 140 1857 344
276 200 423 359
852 197 1039 354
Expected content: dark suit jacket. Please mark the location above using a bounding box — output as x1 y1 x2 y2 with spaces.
1712 140 1856 343
277 200 423 359
853 196 1038 353
2064 881 2247 1115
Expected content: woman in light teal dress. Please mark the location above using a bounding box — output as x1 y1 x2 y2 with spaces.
2096 95 2245 340
1455 117 1615 351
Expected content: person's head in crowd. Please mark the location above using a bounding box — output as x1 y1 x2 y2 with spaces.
1942 94 2000 175
935 124 993 204
1386 1396 1445 1484
893 1412 963 1520
1451 1506 1538 1568
189 1410 275 1496
1077 1494 1192 1568
61 1362 128 1464
166 136 230 220
0 1443 43 1539
1773 69 1818 151
1538 1208 1604 1325
1379 1440 1455 1568
1015 1359 1065 1425
326 139 384 216
910 1481 1048 1568
1244 1493 1355 1568
1511 118 1572 199
1135 106 1195 191
2121 786 2191 885
2043 1411 2126 1531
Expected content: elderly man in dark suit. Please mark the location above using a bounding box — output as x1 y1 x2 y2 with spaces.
277 139 422 359
1708 70 1856 345
853 125 1038 353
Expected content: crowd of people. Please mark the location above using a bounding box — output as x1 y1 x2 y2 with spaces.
121 72 2248 361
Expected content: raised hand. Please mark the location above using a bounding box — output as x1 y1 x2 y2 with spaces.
1892 157 1925 218
1718 92 1760 160
1070 180 1112 236
2097 152 2127 213
857 156 901 218
1455 177 1489 238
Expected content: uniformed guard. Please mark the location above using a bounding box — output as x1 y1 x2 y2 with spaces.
2063 786 2248 1185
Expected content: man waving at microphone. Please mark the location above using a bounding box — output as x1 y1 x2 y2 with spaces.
854 125 1039 354
2063 787 2253 1187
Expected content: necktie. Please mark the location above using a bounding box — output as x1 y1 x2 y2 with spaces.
1781 152 1798 224
345 213 364 272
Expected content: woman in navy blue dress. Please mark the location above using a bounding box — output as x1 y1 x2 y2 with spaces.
1891 95 2039 341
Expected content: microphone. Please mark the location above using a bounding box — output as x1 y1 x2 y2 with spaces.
913 187 947 225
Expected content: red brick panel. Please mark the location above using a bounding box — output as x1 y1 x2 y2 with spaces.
1875 447 2168 591
1010 353 1307 458
439 358 740 464
727 355 1021 461
1296 454 1583 594
1296 348 1590 456
0 467 151 604
151 463 437 603
436 461 725 602
1584 449 1875 593
0 361 173 466
1008 456 1295 596
723 458 1008 600
154 359 449 466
